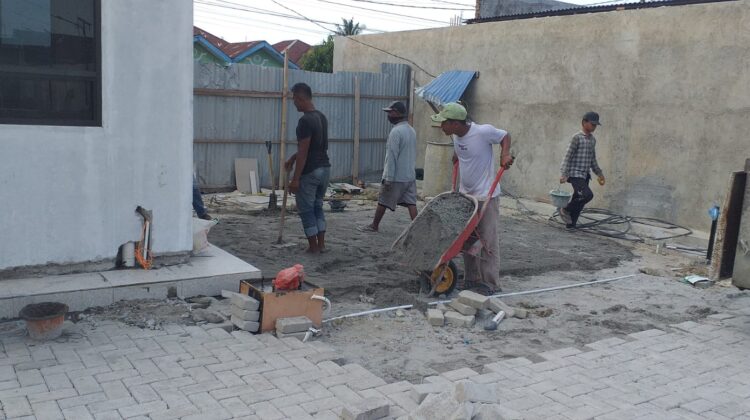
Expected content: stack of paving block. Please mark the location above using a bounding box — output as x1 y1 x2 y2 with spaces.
409 380 522 419
426 291 527 328
275 315 313 341
228 292 261 333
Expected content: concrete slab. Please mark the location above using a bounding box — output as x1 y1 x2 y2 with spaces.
0 245 260 319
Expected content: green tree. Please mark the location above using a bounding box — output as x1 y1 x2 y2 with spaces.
299 35 334 73
300 18 365 73
334 18 365 36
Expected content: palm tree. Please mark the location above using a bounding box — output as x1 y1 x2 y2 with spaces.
334 18 365 36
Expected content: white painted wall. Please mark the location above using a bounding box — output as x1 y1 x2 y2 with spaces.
0 1 194 270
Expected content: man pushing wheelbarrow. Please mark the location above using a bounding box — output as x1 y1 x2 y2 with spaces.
393 103 513 296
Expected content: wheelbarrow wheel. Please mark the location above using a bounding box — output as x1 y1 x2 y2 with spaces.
423 260 459 295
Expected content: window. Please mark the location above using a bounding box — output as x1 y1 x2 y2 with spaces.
0 0 100 126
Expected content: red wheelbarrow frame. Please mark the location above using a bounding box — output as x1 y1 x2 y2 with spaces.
427 160 509 295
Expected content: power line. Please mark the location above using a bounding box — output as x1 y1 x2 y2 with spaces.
309 0 450 24
326 0 474 10
269 0 437 77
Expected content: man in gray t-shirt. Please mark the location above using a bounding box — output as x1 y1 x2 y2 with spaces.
358 101 417 232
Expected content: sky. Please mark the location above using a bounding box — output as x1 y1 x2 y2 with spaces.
193 0 610 46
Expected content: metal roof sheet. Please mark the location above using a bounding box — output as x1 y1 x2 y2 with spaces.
466 0 736 23
415 70 478 107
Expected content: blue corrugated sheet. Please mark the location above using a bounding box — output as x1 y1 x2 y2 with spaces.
415 70 477 107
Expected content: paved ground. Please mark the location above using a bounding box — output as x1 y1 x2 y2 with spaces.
1 307 750 420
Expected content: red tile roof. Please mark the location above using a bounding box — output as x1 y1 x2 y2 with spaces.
194 27 309 65
272 40 312 65
221 41 262 59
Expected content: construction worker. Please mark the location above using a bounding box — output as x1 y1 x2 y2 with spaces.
559 111 606 229
358 101 417 232
285 83 331 253
432 102 512 294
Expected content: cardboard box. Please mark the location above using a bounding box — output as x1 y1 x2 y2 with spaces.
239 279 324 333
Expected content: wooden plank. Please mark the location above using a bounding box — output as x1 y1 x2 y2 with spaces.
234 158 259 193
710 171 747 279
194 87 407 101
732 173 750 288
408 69 415 126
352 75 360 184
279 51 289 189
194 138 386 144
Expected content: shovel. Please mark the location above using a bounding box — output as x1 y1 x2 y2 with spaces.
265 141 278 210
276 168 292 245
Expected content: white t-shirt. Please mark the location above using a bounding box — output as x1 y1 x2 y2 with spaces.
452 123 508 200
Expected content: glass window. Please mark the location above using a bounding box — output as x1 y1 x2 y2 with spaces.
0 0 100 126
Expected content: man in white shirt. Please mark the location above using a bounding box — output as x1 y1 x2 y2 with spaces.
431 102 512 294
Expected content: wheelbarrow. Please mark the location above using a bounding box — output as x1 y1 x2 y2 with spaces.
392 160 510 296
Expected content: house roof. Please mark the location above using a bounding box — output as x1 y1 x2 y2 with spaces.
192 26 300 69
272 40 313 66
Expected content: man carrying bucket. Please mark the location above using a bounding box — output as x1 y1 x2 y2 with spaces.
559 111 606 229
431 102 513 294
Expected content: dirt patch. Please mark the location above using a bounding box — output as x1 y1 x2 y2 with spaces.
200 200 748 383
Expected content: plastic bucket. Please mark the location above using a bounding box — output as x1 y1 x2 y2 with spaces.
19 302 68 340
549 189 572 208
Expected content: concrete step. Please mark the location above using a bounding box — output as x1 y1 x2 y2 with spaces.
0 245 261 320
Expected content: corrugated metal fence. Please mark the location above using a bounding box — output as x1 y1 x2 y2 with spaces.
194 61 411 190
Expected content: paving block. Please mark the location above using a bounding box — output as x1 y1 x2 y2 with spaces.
457 290 489 310
231 315 259 332
276 331 309 341
410 383 450 404
487 298 515 318
410 392 459 420
448 300 477 316
230 293 260 311
340 397 390 420
454 381 498 404
276 316 313 334
444 311 475 328
426 309 444 327
230 306 260 322
473 403 523 420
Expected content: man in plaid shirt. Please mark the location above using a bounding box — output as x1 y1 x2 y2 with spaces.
559 111 606 229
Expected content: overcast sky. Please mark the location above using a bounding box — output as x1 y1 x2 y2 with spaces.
193 0 611 46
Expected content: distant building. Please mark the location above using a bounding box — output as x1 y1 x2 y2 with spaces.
193 27 310 68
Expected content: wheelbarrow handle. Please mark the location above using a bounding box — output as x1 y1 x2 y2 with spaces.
452 160 459 192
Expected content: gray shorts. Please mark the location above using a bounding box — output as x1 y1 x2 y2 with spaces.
378 181 417 211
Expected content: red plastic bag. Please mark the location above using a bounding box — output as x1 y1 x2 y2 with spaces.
272 264 304 291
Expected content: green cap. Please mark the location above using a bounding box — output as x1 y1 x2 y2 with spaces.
431 102 467 122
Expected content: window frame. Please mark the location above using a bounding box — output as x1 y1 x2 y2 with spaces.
0 0 102 127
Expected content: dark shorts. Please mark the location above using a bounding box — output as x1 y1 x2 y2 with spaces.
378 181 417 211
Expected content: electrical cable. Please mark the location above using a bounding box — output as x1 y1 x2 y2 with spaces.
501 189 695 244
318 0 474 11
269 0 437 77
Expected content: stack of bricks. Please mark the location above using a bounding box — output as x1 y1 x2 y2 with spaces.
275 315 313 340
426 291 528 328
229 292 261 332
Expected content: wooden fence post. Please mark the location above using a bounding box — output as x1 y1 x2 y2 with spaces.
352 75 361 184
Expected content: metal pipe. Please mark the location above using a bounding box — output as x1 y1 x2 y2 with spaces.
323 273 637 323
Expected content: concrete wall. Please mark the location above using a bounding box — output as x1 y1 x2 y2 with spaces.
0 1 194 271
333 0 750 230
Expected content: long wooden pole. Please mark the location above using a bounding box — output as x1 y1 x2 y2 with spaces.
352 75 360 184
279 50 289 194
408 69 415 126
